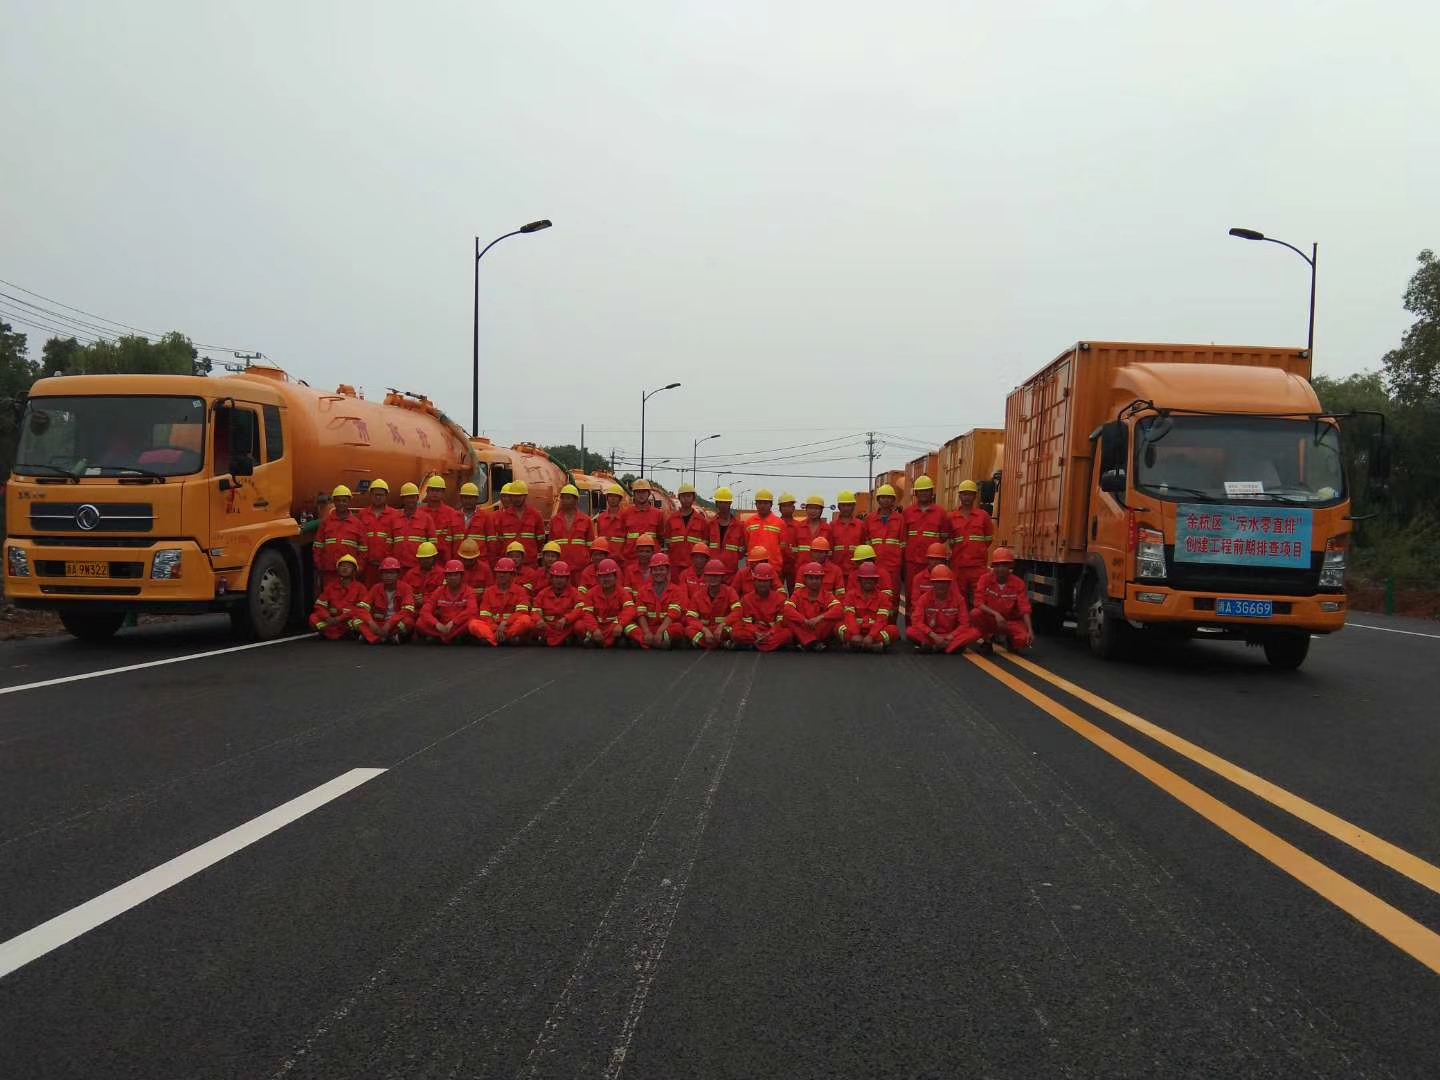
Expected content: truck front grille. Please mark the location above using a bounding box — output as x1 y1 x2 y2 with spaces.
28 502 154 534
1164 548 1322 597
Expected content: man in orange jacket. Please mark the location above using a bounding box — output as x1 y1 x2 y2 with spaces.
314 485 366 586
727 562 791 652
470 558 534 645
909 542 951 599
949 479 994 606
623 480 666 563
422 476 464 559
970 547 1034 653
677 541 712 596
708 487 748 581
310 554 366 639
865 483 906 588
549 483 594 569
733 545 783 598
623 533 659 591
686 559 742 649
402 541 444 596
836 563 897 652
576 559 645 648
576 537 613 592
777 494 801 589
665 482 710 565
789 495 830 572
902 475 950 609
807 536 847 597
391 482 436 571
488 482 545 564
529 561 586 646
456 538 493 600
632 553 686 649
354 556 416 644
784 561 844 650
845 544 894 601
829 490 866 567
595 484 629 562
356 479 400 586
455 481 488 558
744 489 786 572
906 565 981 654
416 560 477 644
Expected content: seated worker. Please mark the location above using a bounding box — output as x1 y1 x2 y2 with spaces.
529 561 586 647
576 537 614 592
632 553 685 649
906 565 981 654
402 541 444 596
846 543 894 600
416 560 478 644
727 562 791 652
836 563 897 652
456 538 493 600
733 545 784 598
686 559 741 649
309 554 366 640
970 547 1034 654
506 540 541 594
576 559 644 648
354 556 416 645
678 541 713 596
469 558 534 645
784 561 844 651
623 533 659 591
909 542 950 599
807 536 846 598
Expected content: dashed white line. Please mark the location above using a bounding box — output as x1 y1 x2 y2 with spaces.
0 767 385 980
1347 623 1440 640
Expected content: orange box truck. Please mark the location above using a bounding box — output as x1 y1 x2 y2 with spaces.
938 428 1003 512
995 341 1368 669
5 365 478 641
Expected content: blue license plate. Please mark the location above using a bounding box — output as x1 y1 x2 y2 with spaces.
1216 598 1274 618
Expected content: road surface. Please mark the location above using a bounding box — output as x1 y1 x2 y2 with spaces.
2 615 1438 1078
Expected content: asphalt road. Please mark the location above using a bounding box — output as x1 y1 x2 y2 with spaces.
2 614 1438 1078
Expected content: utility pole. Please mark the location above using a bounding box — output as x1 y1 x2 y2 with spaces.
579 424 585 475
865 431 877 499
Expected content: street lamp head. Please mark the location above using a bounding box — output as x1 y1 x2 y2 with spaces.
708 433 722 440
1228 227 1265 241
664 382 681 390
520 219 553 233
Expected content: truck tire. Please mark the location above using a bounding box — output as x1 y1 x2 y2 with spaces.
231 548 292 641
1263 633 1310 671
1080 581 1129 660
59 611 126 642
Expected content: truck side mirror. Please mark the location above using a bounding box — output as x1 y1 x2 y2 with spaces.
1100 468 1127 494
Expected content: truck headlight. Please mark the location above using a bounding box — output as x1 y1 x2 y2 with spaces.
1136 527 1167 580
151 549 184 580
1318 535 1347 589
7 546 29 577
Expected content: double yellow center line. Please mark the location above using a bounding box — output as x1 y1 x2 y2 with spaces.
968 651 1440 976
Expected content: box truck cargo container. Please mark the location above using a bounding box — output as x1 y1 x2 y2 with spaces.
938 428 1003 511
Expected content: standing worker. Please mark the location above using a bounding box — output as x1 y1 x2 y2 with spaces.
902 475 949 609
906 565 981 654
949 479 994 606
623 479 666 564
665 482 710 565
970 547 1034 653
455 481 488 559
790 495 830 573
549 483 594 569
708 488 747 582
829 491 866 567
744 490 785 572
489 482 544 564
777 494 801 590
864 484 906 593
356 479 399 586
309 554 366 640
392 482 436 572
595 484 630 563
422 476 463 559
416 560 477 644
354 556 416 644
314 485 364 587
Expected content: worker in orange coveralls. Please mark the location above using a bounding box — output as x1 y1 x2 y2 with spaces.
790 495 830 573
576 559 645 648
623 480 666 563
807 536 847 597
902 475 949 609
469 558 534 645
906 565 981 654
354 556 415 644
828 490 866 567
309 554 366 639
595 485 629 563
455 482 488 558
505 541 541 594
549 484 594 569
392 482 436 571
623 533 659 592
970 547 1034 654
777 494 801 590
784 561 844 650
527 561 586 646
948 479 994 606
743 490 785 572
707 487 747 581
632 553 685 649
864 483 906 589
909 542 951 600
836 562 897 652
727 562 791 652
456 539 493 599
416 560 477 644
677 541 712 596
356 479 399 586
576 537 613 592
665 482 710 565
846 544 894 600
402 541 444 596
314 484 365 587
733 545 782 598
686 559 742 649
422 476 463 559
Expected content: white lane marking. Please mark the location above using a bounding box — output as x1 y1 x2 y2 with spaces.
1347 622 1440 640
0 634 313 697
0 767 385 980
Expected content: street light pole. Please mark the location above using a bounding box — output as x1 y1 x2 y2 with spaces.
473 219 552 437
640 382 681 479
1227 227 1318 356
693 433 722 480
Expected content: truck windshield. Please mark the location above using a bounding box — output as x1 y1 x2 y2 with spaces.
1134 415 1344 505
14 395 208 478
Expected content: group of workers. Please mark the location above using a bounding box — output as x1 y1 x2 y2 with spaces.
308 474 1033 654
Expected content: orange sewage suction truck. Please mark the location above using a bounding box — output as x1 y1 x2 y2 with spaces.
995 341 1385 670
4 366 478 641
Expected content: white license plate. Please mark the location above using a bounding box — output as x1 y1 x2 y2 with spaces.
1216 598 1273 618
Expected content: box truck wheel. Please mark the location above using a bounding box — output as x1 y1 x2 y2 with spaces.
59 611 126 642
1080 580 1129 660
1263 632 1310 671
231 548 292 641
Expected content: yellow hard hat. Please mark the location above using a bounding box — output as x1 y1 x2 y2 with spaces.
457 538 482 559
370 478 390 493
851 543 878 563
331 484 352 499
506 540 526 554
714 487 734 502
543 540 563 555
876 484 897 498
560 483 580 498
632 478 652 491
499 481 517 496
678 482 696 495
837 490 856 504
805 494 824 507
914 475 935 491
779 492 797 504
755 489 774 502
606 483 625 497
400 482 421 497
512 480 529 496
460 481 480 497
416 541 439 559
337 554 358 568
425 476 446 491
958 479 979 494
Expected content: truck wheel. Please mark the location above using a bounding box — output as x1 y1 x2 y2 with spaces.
1081 582 1129 660
59 611 126 642
231 548 292 641
1263 633 1310 671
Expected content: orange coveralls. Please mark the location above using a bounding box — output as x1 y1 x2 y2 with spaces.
837 586 898 649
469 584 534 644
391 508 436 571
529 584 586 646
784 588 843 648
632 582 686 648
708 514 748 580
355 506 400 585
416 584 477 644
901 503 950 606
906 590 981 653
949 506 995 605
576 585 644 647
309 578 367 639
727 590 792 651
971 572 1034 650
548 511 595 571
353 581 417 644
686 584 742 648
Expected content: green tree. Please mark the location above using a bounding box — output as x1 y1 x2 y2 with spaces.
542 443 611 474
1 321 39 484
40 335 82 377
42 331 207 377
1382 249 1440 407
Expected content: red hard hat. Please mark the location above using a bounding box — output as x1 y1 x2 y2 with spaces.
690 542 711 557
597 558 620 575
991 546 1016 565
591 537 611 553
380 556 401 572
858 562 880 579
444 559 464 574
704 558 727 576
801 561 824 577
753 562 777 581
926 542 948 559
650 553 670 568
551 560 571 576
495 557 517 573
929 564 955 582
810 536 831 552
748 545 768 562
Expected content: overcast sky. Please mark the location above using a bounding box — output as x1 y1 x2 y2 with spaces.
3 1 1436 498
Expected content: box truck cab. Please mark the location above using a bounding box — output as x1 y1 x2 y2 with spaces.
997 342 1367 670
